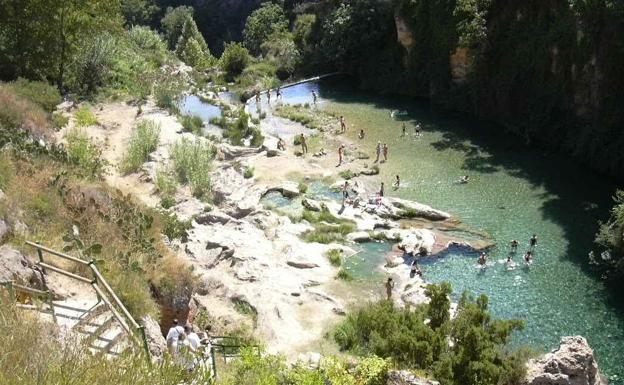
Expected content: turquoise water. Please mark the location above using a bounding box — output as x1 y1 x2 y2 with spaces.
178 95 222 122
278 77 624 381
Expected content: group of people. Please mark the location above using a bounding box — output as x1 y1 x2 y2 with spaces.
478 234 539 268
166 319 211 372
375 141 389 163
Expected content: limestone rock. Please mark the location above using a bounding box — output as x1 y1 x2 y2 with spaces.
287 260 319 269
347 231 372 243
386 254 404 268
141 315 167 360
379 197 451 221
524 336 607 385
0 220 9 244
0 245 42 287
218 143 262 160
302 197 324 212
0 189 5 201
266 149 280 158
387 370 439 385
195 210 232 225
264 182 301 198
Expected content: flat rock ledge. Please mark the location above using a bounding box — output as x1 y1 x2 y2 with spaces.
524 336 608 385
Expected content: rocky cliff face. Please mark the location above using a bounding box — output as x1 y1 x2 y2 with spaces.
525 336 608 385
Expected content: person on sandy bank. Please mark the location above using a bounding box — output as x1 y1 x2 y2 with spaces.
277 137 286 151
385 277 394 300
166 319 185 356
379 182 385 197
311 90 318 104
415 123 422 136
358 129 365 139
300 134 308 155
340 116 347 133
337 144 345 166
382 143 388 162
393 175 400 189
375 141 382 163
402 123 407 137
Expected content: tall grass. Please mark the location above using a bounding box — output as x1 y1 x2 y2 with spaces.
120 120 160 174
64 128 104 177
180 115 204 135
170 138 215 198
0 84 50 138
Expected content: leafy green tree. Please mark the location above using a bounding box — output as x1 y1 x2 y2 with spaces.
594 190 624 280
243 2 288 55
293 13 317 50
161 5 194 50
425 281 452 329
175 18 213 68
220 42 251 78
260 32 301 79
121 0 159 26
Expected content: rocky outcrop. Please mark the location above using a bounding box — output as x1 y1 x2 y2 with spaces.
387 370 440 385
449 47 472 84
0 219 9 244
217 143 263 160
141 315 167 360
0 245 42 288
385 197 451 221
302 197 324 212
264 181 301 198
524 336 607 385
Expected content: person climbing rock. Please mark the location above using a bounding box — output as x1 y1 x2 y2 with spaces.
385 277 394 300
277 137 286 151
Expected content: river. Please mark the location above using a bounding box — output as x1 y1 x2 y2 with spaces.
269 76 624 381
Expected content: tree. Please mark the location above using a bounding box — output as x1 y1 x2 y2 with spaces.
121 0 159 26
161 5 194 50
260 32 301 79
594 190 624 280
293 13 317 50
0 0 122 90
242 2 288 55
425 281 452 329
220 43 251 78
175 18 213 68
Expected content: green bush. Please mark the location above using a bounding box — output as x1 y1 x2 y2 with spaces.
242 2 288 55
119 120 160 174
298 182 308 194
155 167 178 196
170 138 215 198
180 115 204 135
339 170 356 180
243 167 254 179
220 42 251 78
154 79 184 112
9 78 62 113
594 189 624 280
334 283 528 385
51 112 69 129
64 128 104 177
327 249 343 267
336 268 353 281
160 195 176 209
162 212 192 241
74 106 98 127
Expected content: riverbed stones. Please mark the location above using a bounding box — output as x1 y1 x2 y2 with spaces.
0 245 42 287
524 336 608 385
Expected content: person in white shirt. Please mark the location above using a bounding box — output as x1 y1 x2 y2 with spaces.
165 319 184 356
185 325 201 351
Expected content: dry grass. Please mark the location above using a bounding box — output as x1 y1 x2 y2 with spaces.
0 84 52 140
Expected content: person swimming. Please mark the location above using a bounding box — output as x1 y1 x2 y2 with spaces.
478 252 487 266
510 239 519 252
459 175 470 184
524 250 533 264
358 129 365 139
529 234 538 250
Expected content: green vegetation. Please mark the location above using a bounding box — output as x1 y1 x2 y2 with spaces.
593 189 624 282
155 167 178 196
170 138 215 198
339 170 356 180
243 167 254 179
162 212 191 242
298 182 308 194
0 83 50 138
274 104 336 131
242 3 288 55
336 268 354 281
220 108 264 147
154 78 185 112
64 128 104 178
120 120 160 174
74 106 98 127
300 209 357 244
180 115 204 135
326 249 343 267
160 195 176 209
334 283 529 385
220 42 251 79
7 78 62 113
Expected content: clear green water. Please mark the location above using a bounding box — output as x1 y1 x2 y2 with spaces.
280 77 623 381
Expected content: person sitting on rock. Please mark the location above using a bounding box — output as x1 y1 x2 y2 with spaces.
277 137 286 151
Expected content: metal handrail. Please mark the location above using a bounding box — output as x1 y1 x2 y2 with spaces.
24 241 150 360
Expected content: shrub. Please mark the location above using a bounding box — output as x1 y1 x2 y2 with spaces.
51 112 69 129
339 169 356 180
74 106 98 127
0 85 50 138
160 195 176 209
180 115 204 135
120 120 160 174
298 182 308 194
9 78 62 113
162 212 192 241
154 78 184 112
337 268 353 281
129 26 167 53
72 33 117 95
243 167 254 179
170 138 215 198
155 167 178 195
64 128 104 177
250 128 264 147
220 42 251 78
327 249 342 267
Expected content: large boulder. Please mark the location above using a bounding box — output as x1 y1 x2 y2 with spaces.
524 336 607 385
387 370 439 385
302 197 324 212
141 315 167 361
0 245 42 287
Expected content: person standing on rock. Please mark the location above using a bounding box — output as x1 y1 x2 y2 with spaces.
338 144 345 166
166 319 184 357
276 86 282 100
300 134 308 155
385 278 394 300
375 141 382 163
312 90 317 105
266 89 271 104
340 116 347 133
255 91 261 104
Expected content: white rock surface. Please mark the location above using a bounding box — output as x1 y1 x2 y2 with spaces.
525 336 607 385
387 370 440 385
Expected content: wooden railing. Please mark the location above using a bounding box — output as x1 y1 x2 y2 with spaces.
23 241 151 360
